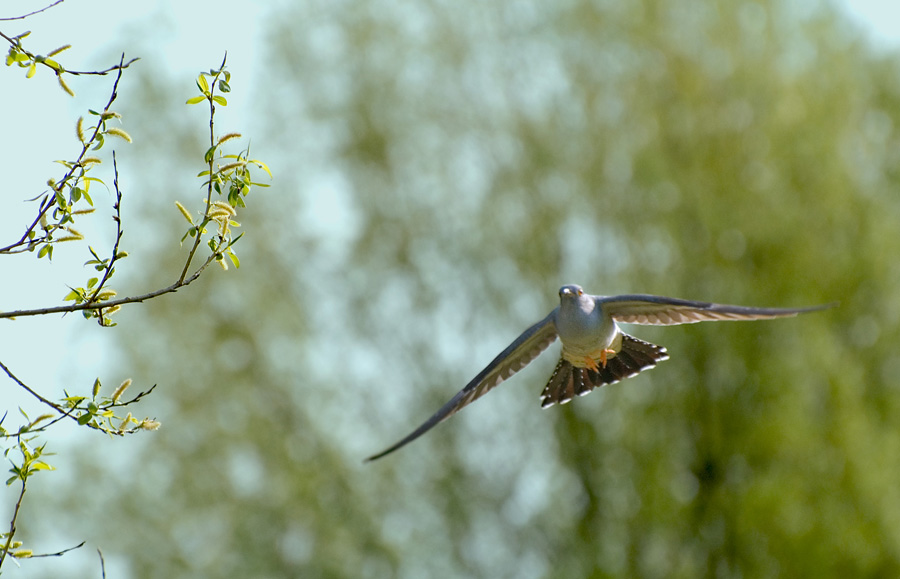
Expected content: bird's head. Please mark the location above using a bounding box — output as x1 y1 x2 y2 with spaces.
559 284 584 301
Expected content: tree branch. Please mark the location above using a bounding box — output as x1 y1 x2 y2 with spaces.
0 53 131 255
0 0 66 22
31 541 86 558
0 241 231 320
0 480 27 571
0 359 158 435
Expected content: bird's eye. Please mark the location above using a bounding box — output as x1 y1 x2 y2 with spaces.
577 289 583 295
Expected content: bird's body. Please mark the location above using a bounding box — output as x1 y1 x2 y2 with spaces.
555 287 614 357
366 284 834 461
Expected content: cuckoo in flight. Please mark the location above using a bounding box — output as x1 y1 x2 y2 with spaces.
367 284 833 460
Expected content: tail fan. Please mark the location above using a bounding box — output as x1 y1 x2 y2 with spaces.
540 334 669 408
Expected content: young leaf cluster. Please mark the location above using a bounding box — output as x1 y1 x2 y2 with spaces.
1 43 269 571
4 434 55 487
0 76 133 261
178 57 271 272
4 30 74 94
60 378 160 434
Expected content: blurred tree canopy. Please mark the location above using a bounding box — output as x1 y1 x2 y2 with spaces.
24 0 900 577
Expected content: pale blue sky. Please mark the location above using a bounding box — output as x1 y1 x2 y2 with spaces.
841 0 900 48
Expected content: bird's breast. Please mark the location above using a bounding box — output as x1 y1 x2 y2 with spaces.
555 307 618 356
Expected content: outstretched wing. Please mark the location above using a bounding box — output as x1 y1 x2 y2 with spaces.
598 294 836 326
367 311 559 461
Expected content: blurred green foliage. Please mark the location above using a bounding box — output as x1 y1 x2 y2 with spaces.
26 0 900 577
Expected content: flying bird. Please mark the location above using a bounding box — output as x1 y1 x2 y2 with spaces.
367 284 833 461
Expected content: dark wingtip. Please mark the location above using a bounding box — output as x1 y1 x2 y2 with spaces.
364 448 393 463
364 439 408 462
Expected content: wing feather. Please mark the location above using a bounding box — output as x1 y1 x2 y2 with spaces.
367 311 559 461
598 294 835 326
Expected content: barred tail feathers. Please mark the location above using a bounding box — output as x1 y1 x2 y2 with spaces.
540 334 669 408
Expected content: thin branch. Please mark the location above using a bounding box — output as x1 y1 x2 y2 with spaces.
0 480 27 571
0 0 66 22
89 151 125 326
179 53 228 284
107 383 158 410
0 405 79 438
0 240 233 319
0 359 157 436
66 58 139 78
0 194 54 255
98 548 106 579
0 54 131 255
31 540 86 558
0 29 138 75
0 360 64 413
1 56 240 321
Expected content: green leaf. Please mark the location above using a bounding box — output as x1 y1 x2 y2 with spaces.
250 160 273 179
227 251 240 269
196 74 209 93
204 146 217 164
186 95 206 105
26 62 36 78
218 79 231 93
77 413 91 425
38 245 50 259
212 95 227 106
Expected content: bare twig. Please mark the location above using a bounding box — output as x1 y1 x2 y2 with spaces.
107 383 158 410
0 0 66 22
0 480 27 571
31 540 86 558
90 152 125 326
66 58 139 78
0 360 64 413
